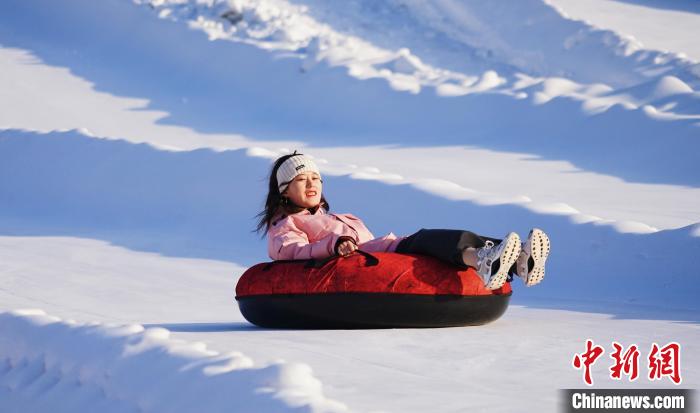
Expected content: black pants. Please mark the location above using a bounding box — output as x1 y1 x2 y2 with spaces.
395 228 510 272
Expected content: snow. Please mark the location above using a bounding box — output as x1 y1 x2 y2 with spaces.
0 309 348 413
1 0 699 411
547 0 700 62
1 236 698 412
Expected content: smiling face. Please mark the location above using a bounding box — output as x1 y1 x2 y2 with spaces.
283 171 323 208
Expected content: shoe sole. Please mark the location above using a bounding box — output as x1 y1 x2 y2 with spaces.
524 229 550 287
486 233 521 290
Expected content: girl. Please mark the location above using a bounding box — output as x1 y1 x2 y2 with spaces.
255 152 551 290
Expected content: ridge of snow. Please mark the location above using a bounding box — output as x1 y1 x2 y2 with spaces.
1 126 693 241
132 0 700 120
0 309 349 413
246 145 672 235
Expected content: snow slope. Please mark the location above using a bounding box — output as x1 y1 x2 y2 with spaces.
1 0 699 411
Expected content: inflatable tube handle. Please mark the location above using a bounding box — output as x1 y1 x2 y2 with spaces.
261 256 336 271
261 259 306 271
312 250 379 268
261 250 379 271
355 250 379 266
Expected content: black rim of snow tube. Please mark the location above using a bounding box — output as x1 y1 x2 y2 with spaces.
235 292 512 329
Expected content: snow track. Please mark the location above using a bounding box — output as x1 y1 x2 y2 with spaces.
1 238 698 413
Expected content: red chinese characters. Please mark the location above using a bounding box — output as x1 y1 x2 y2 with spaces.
648 342 682 385
573 339 605 385
609 342 639 381
574 341 682 386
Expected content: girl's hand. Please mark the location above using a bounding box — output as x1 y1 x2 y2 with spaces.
337 240 358 256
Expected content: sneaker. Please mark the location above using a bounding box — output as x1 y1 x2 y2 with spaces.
475 232 521 290
515 228 551 287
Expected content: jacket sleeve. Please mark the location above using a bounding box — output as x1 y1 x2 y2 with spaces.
358 233 405 253
268 217 345 260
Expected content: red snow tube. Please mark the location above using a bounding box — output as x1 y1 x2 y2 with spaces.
235 251 511 329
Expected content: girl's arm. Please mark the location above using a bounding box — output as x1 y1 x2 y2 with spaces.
268 218 354 260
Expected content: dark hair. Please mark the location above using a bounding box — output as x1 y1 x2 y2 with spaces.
254 152 329 236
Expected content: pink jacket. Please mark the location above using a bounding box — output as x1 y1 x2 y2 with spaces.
267 208 406 260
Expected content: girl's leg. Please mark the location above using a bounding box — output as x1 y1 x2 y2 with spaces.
395 228 501 269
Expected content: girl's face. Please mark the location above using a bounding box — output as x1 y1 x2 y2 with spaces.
283 171 322 208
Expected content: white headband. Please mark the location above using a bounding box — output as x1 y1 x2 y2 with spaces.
276 154 321 193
